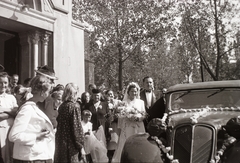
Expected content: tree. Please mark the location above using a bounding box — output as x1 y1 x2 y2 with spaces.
175 0 240 81
73 0 173 91
72 0 240 92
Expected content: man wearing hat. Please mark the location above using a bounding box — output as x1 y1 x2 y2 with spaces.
35 65 59 128
121 118 168 163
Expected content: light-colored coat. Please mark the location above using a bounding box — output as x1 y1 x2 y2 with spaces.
8 101 55 161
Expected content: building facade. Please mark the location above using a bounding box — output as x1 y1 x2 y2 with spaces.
0 0 92 93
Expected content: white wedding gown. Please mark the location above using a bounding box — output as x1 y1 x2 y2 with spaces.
112 98 146 163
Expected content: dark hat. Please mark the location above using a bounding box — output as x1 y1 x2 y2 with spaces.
147 118 166 137
92 88 101 94
223 116 240 138
52 84 64 93
0 64 4 72
35 65 58 80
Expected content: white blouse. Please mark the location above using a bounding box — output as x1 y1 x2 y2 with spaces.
81 121 93 134
0 93 18 127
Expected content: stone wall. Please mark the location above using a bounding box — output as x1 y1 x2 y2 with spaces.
84 31 95 91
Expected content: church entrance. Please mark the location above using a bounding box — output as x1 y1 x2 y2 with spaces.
0 16 53 83
1 31 20 76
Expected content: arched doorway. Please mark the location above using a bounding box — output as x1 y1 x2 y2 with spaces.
0 29 20 76
0 16 53 83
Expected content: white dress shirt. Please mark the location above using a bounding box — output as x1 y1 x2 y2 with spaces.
145 91 152 108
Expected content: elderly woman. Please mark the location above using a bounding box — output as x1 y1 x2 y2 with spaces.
54 83 84 163
9 75 55 163
0 72 18 163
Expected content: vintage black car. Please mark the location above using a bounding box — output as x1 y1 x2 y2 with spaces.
164 80 240 163
121 80 240 163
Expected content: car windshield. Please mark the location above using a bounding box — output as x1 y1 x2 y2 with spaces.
169 88 240 111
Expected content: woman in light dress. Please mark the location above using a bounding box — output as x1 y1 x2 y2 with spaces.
112 82 146 163
0 72 18 163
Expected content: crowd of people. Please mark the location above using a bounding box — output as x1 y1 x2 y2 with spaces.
0 63 165 163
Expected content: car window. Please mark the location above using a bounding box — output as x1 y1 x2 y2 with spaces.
169 88 240 111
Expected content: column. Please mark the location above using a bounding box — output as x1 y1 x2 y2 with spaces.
41 31 51 65
29 31 40 77
19 32 31 83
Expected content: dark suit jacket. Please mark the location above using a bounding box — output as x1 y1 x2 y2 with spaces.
221 140 240 163
88 101 108 131
140 90 156 131
148 96 166 122
37 96 58 128
140 90 156 113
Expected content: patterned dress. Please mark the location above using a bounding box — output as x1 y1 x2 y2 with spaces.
54 101 84 163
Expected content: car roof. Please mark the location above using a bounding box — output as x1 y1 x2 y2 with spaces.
166 80 240 93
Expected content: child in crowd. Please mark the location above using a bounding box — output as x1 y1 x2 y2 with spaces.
81 110 108 163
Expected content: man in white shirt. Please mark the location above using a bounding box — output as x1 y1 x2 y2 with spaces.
140 76 156 130
140 77 156 110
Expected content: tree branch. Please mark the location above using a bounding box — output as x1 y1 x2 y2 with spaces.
183 10 217 80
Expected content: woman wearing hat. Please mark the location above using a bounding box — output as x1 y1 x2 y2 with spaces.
35 65 59 128
87 88 108 152
88 88 108 132
9 75 55 163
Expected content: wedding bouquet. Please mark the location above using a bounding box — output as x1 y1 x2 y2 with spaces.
104 100 122 121
114 101 128 118
115 102 148 122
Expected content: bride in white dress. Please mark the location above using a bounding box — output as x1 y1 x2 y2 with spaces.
112 82 146 163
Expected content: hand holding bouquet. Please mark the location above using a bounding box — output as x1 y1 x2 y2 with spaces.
115 102 148 122
124 106 148 122
114 101 128 118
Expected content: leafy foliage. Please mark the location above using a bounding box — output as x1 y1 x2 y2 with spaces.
73 0 240 92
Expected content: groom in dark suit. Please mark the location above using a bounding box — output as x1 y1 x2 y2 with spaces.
140 76 156 130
